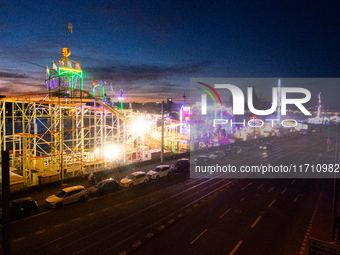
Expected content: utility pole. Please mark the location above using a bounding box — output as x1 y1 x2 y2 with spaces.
332 122 338 243
161 102 164 164
2 150 11 254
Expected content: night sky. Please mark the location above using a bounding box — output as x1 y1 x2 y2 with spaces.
1 0 340 105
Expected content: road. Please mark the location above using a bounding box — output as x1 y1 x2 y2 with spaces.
0 132 335 255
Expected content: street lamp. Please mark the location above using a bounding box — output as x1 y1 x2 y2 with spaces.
251 116 257 141
332 121 339 243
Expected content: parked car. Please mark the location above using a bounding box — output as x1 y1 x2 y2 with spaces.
209 151 225 160
4 197 39 221
232 146 242 154
193 155 212 166
259 143 273 150
88 178 120 197
224 149 233 157
147 165 172 179
45 185 88 209
120 171 148 188
171 158 190 173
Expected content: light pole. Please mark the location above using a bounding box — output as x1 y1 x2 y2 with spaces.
251 116 257 143
332 122 338 243
161 102 164 163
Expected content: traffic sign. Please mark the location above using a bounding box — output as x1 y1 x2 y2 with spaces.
309 238 340 255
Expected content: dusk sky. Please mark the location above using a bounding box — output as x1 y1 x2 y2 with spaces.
1 0 340 106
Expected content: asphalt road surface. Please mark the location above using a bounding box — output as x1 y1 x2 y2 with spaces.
0 132 335 255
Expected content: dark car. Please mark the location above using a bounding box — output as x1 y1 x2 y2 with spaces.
259 143 273 150
88 178 119 197
224 149 233 157
7 197 38 221
193 155 212 166
232 146 242 155
171 158 190 173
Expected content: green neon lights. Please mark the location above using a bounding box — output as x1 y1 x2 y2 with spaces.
58 67 83 77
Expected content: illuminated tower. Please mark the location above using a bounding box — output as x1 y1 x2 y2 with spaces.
46 47 83 98
317 92 321 118
45 48 84 183
277 79 281 121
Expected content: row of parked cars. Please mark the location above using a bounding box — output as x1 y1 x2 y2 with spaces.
3 158 191 221
120 158 190 188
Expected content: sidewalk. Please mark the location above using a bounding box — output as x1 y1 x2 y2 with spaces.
300 186 338 254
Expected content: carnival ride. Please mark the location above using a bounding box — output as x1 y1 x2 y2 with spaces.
0 48 188 187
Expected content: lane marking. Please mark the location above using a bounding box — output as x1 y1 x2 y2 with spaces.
72 217 81 221
191 229 207 244
13 237 25 243
294 194 301 202
219 208 231 219
299 194 320 255
257 184 264 189
268 187 274 193
240 196 246 201
281 188 288 194
291 179 296 184
54 223 65 228
229 240 243 255
251 216 262 228
35 229 46 235
268 199 276 208
241 182 253 191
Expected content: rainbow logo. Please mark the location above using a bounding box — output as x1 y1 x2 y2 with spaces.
196 82 222 115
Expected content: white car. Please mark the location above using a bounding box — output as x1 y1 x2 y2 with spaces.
45 185 88 209
147 165 171 179
120 171 148 188
209 151 225 160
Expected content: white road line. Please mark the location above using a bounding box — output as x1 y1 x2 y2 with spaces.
13 237 26 243
241 196 246 201
251 216 262 228
72 217 81 221
219 208 231 219
281 188 288 194
191 229 207 244
54 223 65 228
268 187 274 193
35 229 46 235
241 182 253 191
294 195 301 202
291 179 296 184
229 240 243 255
268 199 276 208
257 184 264 189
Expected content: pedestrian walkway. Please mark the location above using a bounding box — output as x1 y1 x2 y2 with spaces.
299 179 340 255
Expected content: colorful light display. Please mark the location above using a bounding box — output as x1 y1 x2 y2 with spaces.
317 92 321 118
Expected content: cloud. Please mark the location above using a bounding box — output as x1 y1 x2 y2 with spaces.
87 61 212 83
0 71 28 79
0 81 45 96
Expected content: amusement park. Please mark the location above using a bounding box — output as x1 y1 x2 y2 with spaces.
0 47 190 190
1 55 338 191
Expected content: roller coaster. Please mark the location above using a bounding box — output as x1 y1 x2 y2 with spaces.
0 48 189 187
